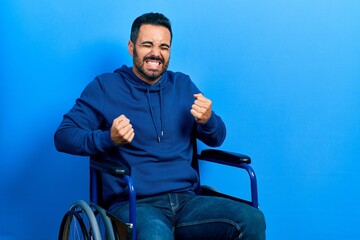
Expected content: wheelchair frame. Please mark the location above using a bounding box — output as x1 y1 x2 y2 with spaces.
58 149 259 240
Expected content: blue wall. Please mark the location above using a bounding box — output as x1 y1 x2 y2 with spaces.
1 1 359 239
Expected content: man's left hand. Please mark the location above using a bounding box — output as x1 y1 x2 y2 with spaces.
190 93 212 124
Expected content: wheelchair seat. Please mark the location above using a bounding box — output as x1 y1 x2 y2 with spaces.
58 148 259 240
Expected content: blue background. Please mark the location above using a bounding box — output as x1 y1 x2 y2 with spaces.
1 1 359 239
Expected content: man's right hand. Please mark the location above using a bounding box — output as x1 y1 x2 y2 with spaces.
110 114 135 145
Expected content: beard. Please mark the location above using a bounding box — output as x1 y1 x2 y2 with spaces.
132 47 170 82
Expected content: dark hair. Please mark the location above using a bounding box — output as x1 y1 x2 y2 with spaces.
130 12 172 44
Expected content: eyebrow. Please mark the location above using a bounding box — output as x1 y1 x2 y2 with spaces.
141 41 171 48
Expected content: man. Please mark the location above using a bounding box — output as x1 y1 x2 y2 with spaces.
55 12 266 240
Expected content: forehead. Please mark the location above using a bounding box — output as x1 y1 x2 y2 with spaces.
137 24 171 43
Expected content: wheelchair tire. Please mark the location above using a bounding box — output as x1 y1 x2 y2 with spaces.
59 210 89 240
91 203 116 240
58 200 102 240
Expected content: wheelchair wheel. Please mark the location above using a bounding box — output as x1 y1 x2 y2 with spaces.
59 210 89 240
91 203 116 240
59 200 101 240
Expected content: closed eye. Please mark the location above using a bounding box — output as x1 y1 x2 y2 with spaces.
139 42 171 51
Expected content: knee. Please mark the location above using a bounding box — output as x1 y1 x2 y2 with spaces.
240 208 266 240
252 209 266 231
137 219 173 240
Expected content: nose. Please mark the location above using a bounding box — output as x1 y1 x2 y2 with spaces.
150 45 162 56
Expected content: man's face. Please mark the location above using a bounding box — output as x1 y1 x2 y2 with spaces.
128 24 171 84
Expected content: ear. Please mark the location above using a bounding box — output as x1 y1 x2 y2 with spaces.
128 40 134 56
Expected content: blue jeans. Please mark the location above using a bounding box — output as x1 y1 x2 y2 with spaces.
109 191 266 240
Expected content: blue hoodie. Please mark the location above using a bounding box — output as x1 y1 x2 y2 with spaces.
54 65 226 207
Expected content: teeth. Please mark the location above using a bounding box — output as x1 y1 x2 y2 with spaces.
146 61 161 65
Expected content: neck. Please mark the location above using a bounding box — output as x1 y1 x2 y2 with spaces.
132 68 161 85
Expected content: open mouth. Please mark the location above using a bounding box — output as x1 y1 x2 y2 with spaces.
144 58 163 71
145 60 162 66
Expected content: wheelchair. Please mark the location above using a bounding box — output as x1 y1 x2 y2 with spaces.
58 147 259 240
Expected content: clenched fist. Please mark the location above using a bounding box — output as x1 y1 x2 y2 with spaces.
110 114 135 145
190 93 212 124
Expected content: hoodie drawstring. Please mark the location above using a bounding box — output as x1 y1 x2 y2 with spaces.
159 82 164 139
146 81 164 142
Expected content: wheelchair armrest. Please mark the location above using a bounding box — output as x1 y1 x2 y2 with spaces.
199 149 251 165
90 159 129 177
198 149 259 208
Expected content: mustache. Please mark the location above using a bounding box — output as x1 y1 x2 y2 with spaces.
144 56 164 63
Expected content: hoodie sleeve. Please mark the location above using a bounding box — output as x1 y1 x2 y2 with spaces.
196 110 226 147
54 77 116 156
185 76 226 148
